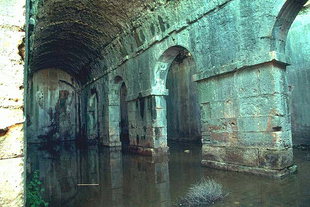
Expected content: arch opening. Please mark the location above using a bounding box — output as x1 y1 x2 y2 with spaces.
160 47 201 143
285 2 310 145
271 0 308 54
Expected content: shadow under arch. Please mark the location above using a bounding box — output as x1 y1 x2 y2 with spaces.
155 45 201 143
271 0 308 55
154 46 196 92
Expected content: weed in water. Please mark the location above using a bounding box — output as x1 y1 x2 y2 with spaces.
178 178 227 207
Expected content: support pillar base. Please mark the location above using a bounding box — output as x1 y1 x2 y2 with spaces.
201 160 297 178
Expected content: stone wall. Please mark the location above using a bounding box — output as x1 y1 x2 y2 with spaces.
0 0 25 206
77 0 308 176
26 69 80 143
286 6 310 145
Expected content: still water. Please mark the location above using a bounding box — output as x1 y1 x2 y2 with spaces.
27 142 310 207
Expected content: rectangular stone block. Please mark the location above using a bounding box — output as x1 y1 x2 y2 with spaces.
202 145 259 167
0 123 23 160
210 101 224 119
259 65 286 94
197 80 217 103
235 68 260 98
0 0 25 27
216 73 235 101
238 93 288 117
237 115 290 132
258 148 293 170
202 145 226 162
223 99 237 118
208 132 238 146
0 108 23 129
200 102 211 123
225 147 259 167
238 131 292 149
0 157 24 207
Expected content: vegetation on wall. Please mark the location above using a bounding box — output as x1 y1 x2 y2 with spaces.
26 171 48 207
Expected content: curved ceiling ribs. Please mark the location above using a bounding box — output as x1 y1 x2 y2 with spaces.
30 0 165 81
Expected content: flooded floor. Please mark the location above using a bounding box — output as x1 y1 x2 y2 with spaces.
27 142 310 207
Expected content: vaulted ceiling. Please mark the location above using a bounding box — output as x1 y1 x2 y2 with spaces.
29 0 167 79
29 0 310 81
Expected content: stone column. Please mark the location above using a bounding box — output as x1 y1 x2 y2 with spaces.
127 91 169 156
101 76 122 147
106 104 122 147
196 60 295 177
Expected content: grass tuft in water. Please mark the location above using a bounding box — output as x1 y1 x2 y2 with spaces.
178 178 227 207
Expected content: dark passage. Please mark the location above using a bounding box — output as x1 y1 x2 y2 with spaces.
166 51 201 142
120 82 129 148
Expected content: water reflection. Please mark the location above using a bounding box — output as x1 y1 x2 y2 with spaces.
27 142 310 207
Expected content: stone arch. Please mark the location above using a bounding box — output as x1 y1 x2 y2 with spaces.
284 2 310 145
154 46 195 93
154 46 201 142
112 75 126 105
271 0 308 55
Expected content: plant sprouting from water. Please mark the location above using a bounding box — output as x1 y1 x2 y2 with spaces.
178 178 227 207
26 170 49 207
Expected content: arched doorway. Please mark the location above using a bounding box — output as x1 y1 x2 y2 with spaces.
154 46 201 144
166 50 201 142
120 82 129 148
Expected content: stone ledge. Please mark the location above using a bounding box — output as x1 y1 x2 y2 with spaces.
201 160 297 178
127 88 168 101
193 51 288 82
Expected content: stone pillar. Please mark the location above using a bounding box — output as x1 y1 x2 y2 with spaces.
100 75 122 147
104 84 122 147
105 104 122 147
196 61 295 177
127 93 168 156
0 0 25 206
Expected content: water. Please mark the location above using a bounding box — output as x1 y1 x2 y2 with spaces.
27 142 310 207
